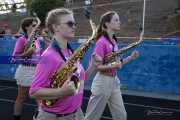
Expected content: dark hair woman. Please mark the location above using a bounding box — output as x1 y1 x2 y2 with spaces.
85 11 139 120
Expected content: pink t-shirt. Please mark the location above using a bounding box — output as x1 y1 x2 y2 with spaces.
93 36 118 76
12 35 41 64
29 46 85 114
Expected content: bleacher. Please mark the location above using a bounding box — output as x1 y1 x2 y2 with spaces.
72 0 179 37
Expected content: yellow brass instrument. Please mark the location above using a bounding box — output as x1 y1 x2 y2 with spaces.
43 19 96 107
104 35 143 64
104 0 146 64
23 16 41 56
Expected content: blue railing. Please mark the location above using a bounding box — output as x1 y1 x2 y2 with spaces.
0 37 17 80
0 36 180 94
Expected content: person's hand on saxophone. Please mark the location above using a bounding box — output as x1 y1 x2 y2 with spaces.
21 41 36 58
29 40 36 51
59 78 76 96
120 50 140 65
23 41 36 57
107 60 122 69
130 50 139 60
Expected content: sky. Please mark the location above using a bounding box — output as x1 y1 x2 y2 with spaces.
1 0 24 4
0 0 26 14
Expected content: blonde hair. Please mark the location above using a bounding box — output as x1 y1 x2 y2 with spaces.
45 8 73 34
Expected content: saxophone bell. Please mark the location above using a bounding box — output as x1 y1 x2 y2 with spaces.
43 74 80 107
71 75 80 92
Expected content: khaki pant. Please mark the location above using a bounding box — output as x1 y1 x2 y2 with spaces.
34 108 84 120
85 73 127 120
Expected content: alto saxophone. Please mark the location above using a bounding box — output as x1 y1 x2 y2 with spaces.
104 33 144 64
104 0 146 64
23 16 41 57
43 19 96 107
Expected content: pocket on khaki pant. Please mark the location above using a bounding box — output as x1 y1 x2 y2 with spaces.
35 110 56 120
91 74 108 96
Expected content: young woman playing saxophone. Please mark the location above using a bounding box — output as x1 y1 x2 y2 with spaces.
85 11 140 120
12 17 41 120
29 8 99 120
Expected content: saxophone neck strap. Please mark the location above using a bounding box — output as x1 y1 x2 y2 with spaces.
104 34 117 52
51 39 73 62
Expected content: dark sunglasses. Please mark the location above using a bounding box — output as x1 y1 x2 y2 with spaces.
32 24 36 27
63 21 76 28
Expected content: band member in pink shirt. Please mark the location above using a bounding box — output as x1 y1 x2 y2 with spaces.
12 17 41 120
29 8 99 120
38 27 51 52
85 11 139 120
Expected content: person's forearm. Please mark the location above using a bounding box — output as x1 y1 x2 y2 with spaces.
85 65 97 81
97 64 117 71
30 88 66 100
85 64 113 81
121 56 133 65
